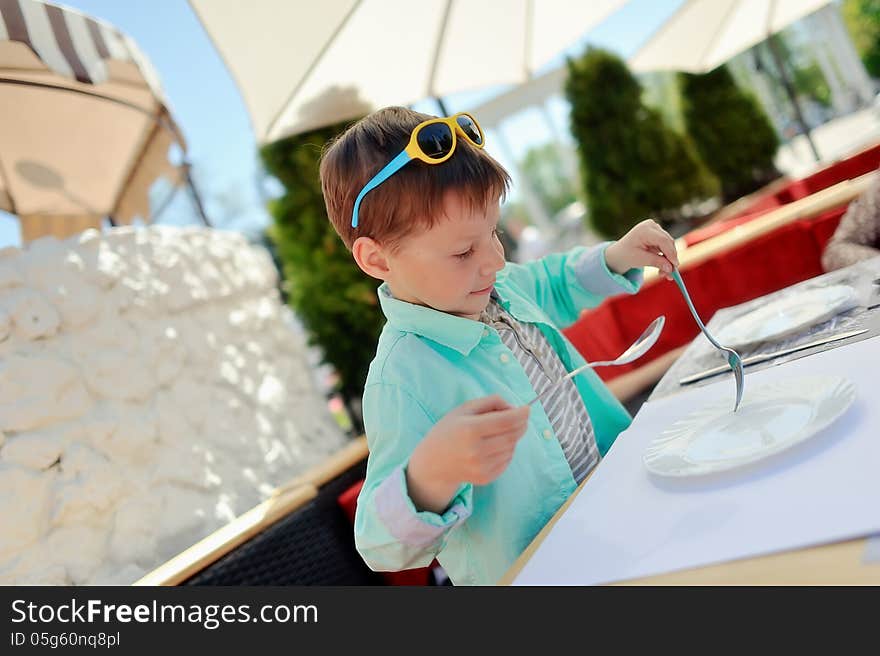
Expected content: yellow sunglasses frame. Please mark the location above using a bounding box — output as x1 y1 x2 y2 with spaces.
402 112 486 163
351 112 486 228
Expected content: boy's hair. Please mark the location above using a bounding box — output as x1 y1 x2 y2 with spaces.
319 106 511 251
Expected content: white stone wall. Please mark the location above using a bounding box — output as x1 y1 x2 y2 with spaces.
0 226 350 585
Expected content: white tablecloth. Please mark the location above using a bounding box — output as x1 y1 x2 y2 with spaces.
513 336 880 585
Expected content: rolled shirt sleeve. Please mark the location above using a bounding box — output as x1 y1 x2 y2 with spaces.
355 382 474 571
501 242 642 328
575 241 643 296
374 464 472 549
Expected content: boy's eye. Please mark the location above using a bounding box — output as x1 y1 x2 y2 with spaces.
455 249 474 260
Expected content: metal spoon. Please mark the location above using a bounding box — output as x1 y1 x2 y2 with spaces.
526 315 665 407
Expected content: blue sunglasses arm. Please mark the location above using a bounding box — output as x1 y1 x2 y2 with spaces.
351 150 412 228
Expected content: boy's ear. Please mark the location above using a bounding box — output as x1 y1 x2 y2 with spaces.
351 236 391 281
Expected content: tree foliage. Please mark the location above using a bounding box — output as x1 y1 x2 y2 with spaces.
843 0 880 77
260 122 382 430
520 143 580 217
679 66 781 202
565 48 719 238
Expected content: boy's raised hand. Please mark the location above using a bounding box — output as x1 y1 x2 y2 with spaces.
406 395 530 514
604 218 680 281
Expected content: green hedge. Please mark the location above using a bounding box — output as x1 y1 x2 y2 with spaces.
260 123 381 431
843 0 880 78
565 48 719 238
679 66 780 202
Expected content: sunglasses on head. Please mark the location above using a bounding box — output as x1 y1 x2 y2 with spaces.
351 112 485 228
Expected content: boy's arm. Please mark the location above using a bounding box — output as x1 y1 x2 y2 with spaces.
502 242 642 328
354 383 473 572
821 176 880 271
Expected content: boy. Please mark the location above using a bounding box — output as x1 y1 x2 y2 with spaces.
320 107 678 585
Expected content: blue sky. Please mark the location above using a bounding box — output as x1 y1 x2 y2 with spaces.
0 0 684 248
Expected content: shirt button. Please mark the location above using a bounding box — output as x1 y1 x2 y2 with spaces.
499 353 510 363
483 328 489 337
543 429 553 440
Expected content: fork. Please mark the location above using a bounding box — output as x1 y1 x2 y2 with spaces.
669 266 744 412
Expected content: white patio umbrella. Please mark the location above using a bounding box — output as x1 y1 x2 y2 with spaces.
0 0 201 243
628 0 836 160
629 0 834 73
188 0 629 143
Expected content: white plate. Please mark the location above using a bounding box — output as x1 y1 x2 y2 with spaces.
643 375 856 478
714 285 858 347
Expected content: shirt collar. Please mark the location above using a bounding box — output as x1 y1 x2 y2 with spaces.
377 283 486 356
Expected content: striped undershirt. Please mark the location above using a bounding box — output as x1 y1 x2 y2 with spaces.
479 297 600 484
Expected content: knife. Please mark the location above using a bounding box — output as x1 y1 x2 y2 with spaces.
679 328 869 385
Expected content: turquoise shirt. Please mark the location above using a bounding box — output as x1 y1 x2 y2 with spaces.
354 244 643 585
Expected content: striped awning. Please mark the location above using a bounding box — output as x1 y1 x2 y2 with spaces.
0 0 186 233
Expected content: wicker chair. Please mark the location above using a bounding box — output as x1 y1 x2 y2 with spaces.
184 457 384 585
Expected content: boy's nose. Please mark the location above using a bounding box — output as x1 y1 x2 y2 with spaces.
481 245 505 276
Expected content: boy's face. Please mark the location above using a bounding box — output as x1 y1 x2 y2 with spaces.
379 190 506 320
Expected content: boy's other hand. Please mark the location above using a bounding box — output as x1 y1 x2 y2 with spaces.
406 395 530 514
604 219 679 281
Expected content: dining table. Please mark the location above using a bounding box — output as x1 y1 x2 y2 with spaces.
500 255 880 585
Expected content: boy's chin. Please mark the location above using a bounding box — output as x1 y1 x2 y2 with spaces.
443 296 489 320
463 295 491 317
